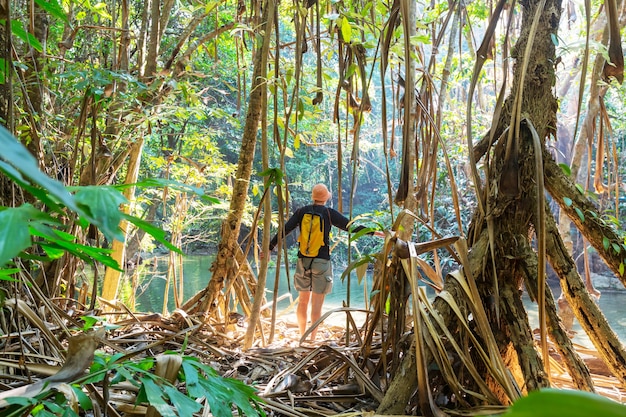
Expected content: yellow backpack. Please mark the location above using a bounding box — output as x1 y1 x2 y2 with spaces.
298 211 325 257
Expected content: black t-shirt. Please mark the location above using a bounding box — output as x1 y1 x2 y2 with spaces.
269 204 367 259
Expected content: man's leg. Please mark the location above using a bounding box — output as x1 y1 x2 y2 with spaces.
297 290 311 338
309 292 326 340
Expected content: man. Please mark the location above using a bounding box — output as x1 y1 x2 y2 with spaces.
266 183 383 341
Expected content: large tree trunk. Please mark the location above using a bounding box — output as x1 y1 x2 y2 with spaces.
379 0 626 410
380 0 564 411
187 0 276 316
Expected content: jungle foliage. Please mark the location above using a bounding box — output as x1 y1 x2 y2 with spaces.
2 0 626 415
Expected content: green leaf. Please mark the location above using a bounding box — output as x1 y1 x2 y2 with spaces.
340 17 352 43
574 207 584 222
297 97 304 120
612 243 621 254
0 58 6 84
6 20 43 52
34 0 70 25
345 63 359 79
575 183 584 194
163 385 202 417
258 167 284 186
71 385 93 411
620 262 625 276
129 178 220 204
603 236 610 251
0 127 80 214
73 186 126 242
294 133 301 149
181 360 203 398
503 388 626 417
122 214 182 254
550 33 559 46
0 205 37 267
563 197 573 207
0 269 21 283
140 378 177 417
80 315 102 331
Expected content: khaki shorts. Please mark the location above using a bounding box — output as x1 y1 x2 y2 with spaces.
294 258 333 294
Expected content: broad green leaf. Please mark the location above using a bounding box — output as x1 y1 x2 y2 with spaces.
140 378 176 417
258 167 284 185
603 236 610 251
620 262 624 276
502 388 626 417
5 20 43 52
563 197 572 207
163 385 202 417
71 385 93 411
182 361 203 398
0 127 80 213
0 205 36 266
34 0 70 25
0 269 21 282
73 186 126 242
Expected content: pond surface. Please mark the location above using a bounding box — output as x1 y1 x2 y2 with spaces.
135 255 373 313
135 255 626 348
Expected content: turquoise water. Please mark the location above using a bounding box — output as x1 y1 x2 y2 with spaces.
134 255 374 313
135 255 626 347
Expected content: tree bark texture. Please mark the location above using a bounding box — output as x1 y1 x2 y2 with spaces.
379 0 580 411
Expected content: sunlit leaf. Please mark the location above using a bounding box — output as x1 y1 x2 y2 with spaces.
340 17 352 43
294 133 301 150
502 388 626 417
